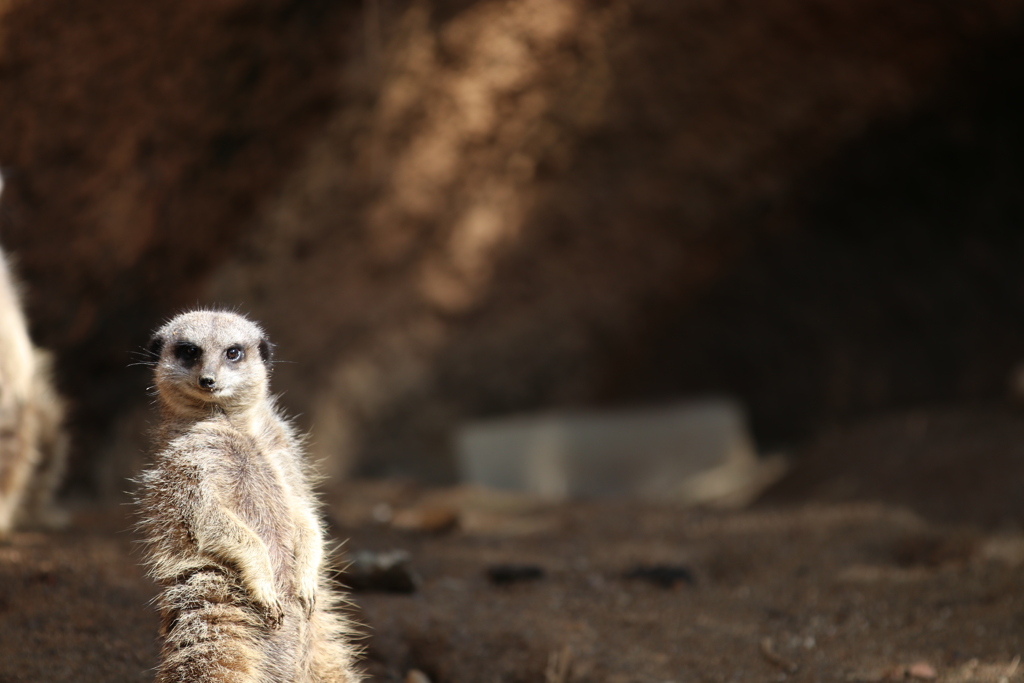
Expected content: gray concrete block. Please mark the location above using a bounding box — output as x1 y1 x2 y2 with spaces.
456 398 785 504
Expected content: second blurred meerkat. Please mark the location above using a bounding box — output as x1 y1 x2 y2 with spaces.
136 310 360 683
0 176 68 538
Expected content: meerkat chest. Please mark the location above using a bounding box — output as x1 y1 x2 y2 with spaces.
224 440 301 582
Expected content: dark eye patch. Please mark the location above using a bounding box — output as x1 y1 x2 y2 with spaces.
173 342 202 368
147 335 165 360
258 338 273 365
225 346 244 362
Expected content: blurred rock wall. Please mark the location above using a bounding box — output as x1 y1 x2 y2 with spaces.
1 0 1023 492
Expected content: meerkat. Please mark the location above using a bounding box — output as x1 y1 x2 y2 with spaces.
0 176 68 538
135 310 360 683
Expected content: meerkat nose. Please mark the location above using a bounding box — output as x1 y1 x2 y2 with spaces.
198 376 216 390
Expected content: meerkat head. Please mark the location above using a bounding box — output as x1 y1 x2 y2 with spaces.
148 310 274 416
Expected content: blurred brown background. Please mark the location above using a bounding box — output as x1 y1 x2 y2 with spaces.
2 0 1024 496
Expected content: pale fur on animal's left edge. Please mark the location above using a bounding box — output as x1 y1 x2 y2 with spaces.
135 309 361 683
0 175 69 538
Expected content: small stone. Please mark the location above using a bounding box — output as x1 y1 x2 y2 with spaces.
337 549 419 593
623 564 695 588
405 669 432 683
391 505 459 533
486 563 545 585
371 503 393 524
908 662 937 680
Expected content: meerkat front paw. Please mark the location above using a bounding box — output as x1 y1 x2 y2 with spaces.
264 599 285 629
296 573 318 617
250 582 285 629
297 592 316 618
259 596 285 629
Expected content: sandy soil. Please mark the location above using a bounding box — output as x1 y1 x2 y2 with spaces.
4 405 1024 682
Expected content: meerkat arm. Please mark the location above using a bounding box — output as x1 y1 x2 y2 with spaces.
291 501 323 616
191 497 285 628
164 451 285 629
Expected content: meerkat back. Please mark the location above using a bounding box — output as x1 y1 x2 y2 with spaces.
136 309 360 683
0 176 68 537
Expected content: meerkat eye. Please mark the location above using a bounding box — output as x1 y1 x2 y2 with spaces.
174 343 202 364
225 346 244 362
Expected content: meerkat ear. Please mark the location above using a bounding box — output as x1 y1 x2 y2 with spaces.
258 338 273 366
147 335 165 361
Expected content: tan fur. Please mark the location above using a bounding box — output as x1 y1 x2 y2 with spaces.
135 310 360 683
13 348 69 530
0 186 69 537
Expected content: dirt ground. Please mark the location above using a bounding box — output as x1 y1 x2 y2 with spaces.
5 405 1024 683
3 3 1024 681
